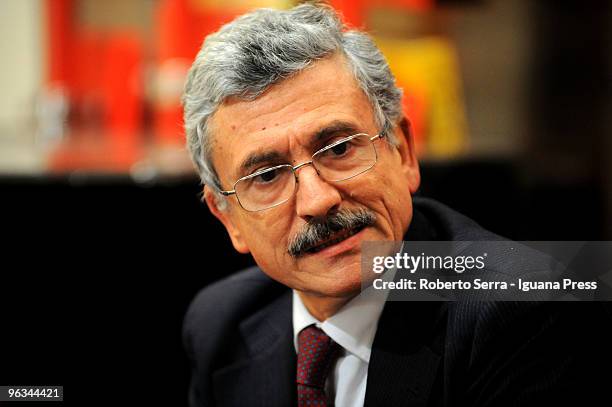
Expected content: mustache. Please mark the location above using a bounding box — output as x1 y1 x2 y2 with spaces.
287 208 376 258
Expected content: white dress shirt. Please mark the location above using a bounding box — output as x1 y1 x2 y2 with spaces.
292 271 393 407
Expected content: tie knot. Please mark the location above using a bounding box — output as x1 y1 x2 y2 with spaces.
296 325 341 388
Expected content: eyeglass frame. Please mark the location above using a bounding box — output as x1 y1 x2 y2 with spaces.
214 133 385 212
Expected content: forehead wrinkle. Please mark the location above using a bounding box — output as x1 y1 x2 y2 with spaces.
217 56 360 137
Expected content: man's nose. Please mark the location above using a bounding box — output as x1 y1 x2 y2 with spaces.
294 165 342 220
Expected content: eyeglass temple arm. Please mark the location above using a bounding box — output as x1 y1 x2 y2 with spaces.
370 133 384 141
208 184 235 196
218 189 236 196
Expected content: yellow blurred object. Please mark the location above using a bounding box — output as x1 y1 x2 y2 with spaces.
376 36 469 158
191 0 294 12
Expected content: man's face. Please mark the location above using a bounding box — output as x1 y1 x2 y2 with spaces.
206 54 420 299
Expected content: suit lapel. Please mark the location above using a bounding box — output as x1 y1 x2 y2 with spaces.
364 301 447 407
363 203 447 406
212 290 296 407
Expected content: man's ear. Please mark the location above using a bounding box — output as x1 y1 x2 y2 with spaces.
395 117 421 194
203 186 250 254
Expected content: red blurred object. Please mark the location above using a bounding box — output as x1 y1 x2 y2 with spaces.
70 31 104 101
153 0 237 145
153 0 195 145
46 2 144 172
48 31 144 172
102 33 143 140
330 0 367 27
157 0 196 61
46 0 74 85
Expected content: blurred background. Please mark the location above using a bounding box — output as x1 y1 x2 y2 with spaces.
1 0 610 405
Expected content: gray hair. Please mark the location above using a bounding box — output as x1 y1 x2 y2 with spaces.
182 3 403 208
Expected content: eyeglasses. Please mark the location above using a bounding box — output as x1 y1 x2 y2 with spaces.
217 133 384 212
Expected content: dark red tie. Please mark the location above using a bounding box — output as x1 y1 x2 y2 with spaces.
296 325 341 407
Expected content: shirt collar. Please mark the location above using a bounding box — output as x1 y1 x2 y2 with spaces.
292 268 395 363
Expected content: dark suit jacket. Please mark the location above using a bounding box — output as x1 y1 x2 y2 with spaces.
183 197 612 406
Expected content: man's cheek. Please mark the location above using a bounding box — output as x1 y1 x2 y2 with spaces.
351 181 379 201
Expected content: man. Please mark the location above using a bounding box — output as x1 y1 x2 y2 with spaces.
182 4 612 406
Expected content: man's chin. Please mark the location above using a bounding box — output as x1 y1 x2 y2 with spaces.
295 259 364 296
299 279 363 300
297 249 361 273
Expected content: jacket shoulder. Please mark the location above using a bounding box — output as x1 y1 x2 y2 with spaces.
183 267 286 350
412 196 504 241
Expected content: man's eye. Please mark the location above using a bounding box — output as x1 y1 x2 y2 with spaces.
254 169 278 183
330 141 349 156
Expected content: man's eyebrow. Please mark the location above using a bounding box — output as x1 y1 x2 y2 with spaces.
312 121 361 144
239 150 285 175
237 121 360 175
